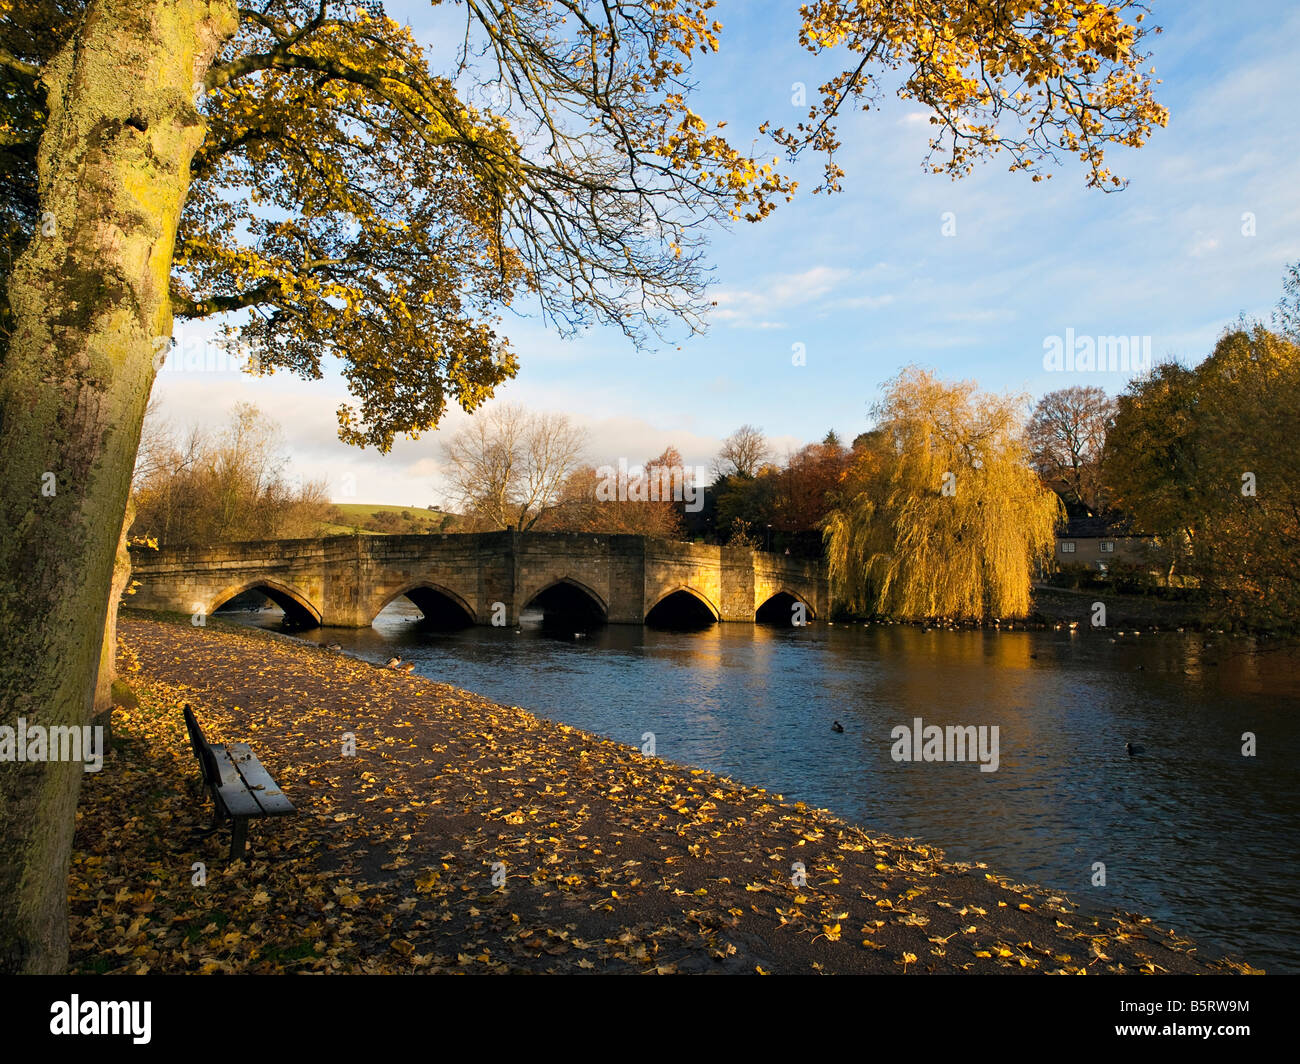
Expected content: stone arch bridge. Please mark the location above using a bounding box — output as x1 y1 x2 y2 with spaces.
128 532 828 629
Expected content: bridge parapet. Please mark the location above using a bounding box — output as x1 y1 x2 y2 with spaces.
128 532 828 628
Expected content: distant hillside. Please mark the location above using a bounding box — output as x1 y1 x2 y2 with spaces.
321 503 462 536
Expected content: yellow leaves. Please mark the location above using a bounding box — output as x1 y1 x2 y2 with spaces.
72 617 1230 978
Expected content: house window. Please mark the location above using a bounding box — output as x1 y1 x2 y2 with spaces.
1060 541 1076 553
1100 541 1114 553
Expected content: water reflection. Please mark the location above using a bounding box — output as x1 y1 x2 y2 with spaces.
218 599 1300 971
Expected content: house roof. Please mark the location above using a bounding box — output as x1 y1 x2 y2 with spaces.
1058 516 1143 538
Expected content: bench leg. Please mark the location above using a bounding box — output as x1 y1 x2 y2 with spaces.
230 817 248 860
208 788 227 830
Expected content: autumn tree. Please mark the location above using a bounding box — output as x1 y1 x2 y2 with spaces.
1105 327 1300 627
0 0 1166 971
708 431 850 553
1026 385 1115 515
768 0 1165 194
825 368 1063 621
1274 259 1300 341
1100 358 1198 579
771 432 852 541
543 445 689 536
131 403 331 545
441 404 587 531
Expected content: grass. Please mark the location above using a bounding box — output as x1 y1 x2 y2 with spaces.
318 502 459 537
331 502 451 522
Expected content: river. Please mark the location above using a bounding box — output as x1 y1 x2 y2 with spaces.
223 601 1300 972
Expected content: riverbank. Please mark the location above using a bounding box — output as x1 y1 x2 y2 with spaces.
828 586 1225 632
1030 585 1222 631
69 614 1259 974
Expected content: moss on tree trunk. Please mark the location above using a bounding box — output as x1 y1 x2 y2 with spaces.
0 0 236 974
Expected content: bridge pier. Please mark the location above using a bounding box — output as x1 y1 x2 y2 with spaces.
129 532 829 629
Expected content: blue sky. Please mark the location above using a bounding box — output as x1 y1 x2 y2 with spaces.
150 0 1300 506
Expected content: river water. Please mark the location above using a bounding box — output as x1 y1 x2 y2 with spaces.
225 602 1300 972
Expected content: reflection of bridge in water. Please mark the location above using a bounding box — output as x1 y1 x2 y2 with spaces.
128 532 828 629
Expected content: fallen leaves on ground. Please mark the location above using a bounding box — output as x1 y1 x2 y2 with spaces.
66 615 1259 976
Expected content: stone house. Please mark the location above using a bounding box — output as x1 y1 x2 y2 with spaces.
1054 516 1156 573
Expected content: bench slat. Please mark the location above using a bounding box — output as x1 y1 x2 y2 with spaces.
208 744 266 819
226 742 297 816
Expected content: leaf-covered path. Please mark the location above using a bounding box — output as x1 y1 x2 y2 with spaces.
68 614 1255 974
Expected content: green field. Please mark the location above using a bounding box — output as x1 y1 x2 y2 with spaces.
321 503 459 536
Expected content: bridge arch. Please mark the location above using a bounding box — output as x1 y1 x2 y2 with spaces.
646 585 720 628
522 577 607 627
755 589 817 625
209 578 322 628
371 583 476 628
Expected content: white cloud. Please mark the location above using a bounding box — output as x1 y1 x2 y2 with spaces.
711 265 891 327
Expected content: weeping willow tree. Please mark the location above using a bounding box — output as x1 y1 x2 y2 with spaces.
826 368 1063 621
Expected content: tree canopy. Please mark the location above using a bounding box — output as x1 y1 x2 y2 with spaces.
2 0 1168 451
825 367 1062 620
1026 384 1115 516
1104 326 1300 628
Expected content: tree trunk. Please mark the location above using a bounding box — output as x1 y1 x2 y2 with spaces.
0 0 236 974
92 497 137 748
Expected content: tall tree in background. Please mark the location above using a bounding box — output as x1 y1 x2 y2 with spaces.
1105 327 1300 626
132 403 330 544
0 0 1167 970
545 446 689 536
1274 259 1300 341
441 404 587 531
771 432 852 542
825 368 1062 621
711 424 771 480
1026 385 1115 515
1101 359 1199 576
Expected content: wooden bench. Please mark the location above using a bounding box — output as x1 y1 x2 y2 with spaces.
183 704 296 858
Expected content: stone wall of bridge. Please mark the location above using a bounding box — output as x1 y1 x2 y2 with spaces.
128 532 828 628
